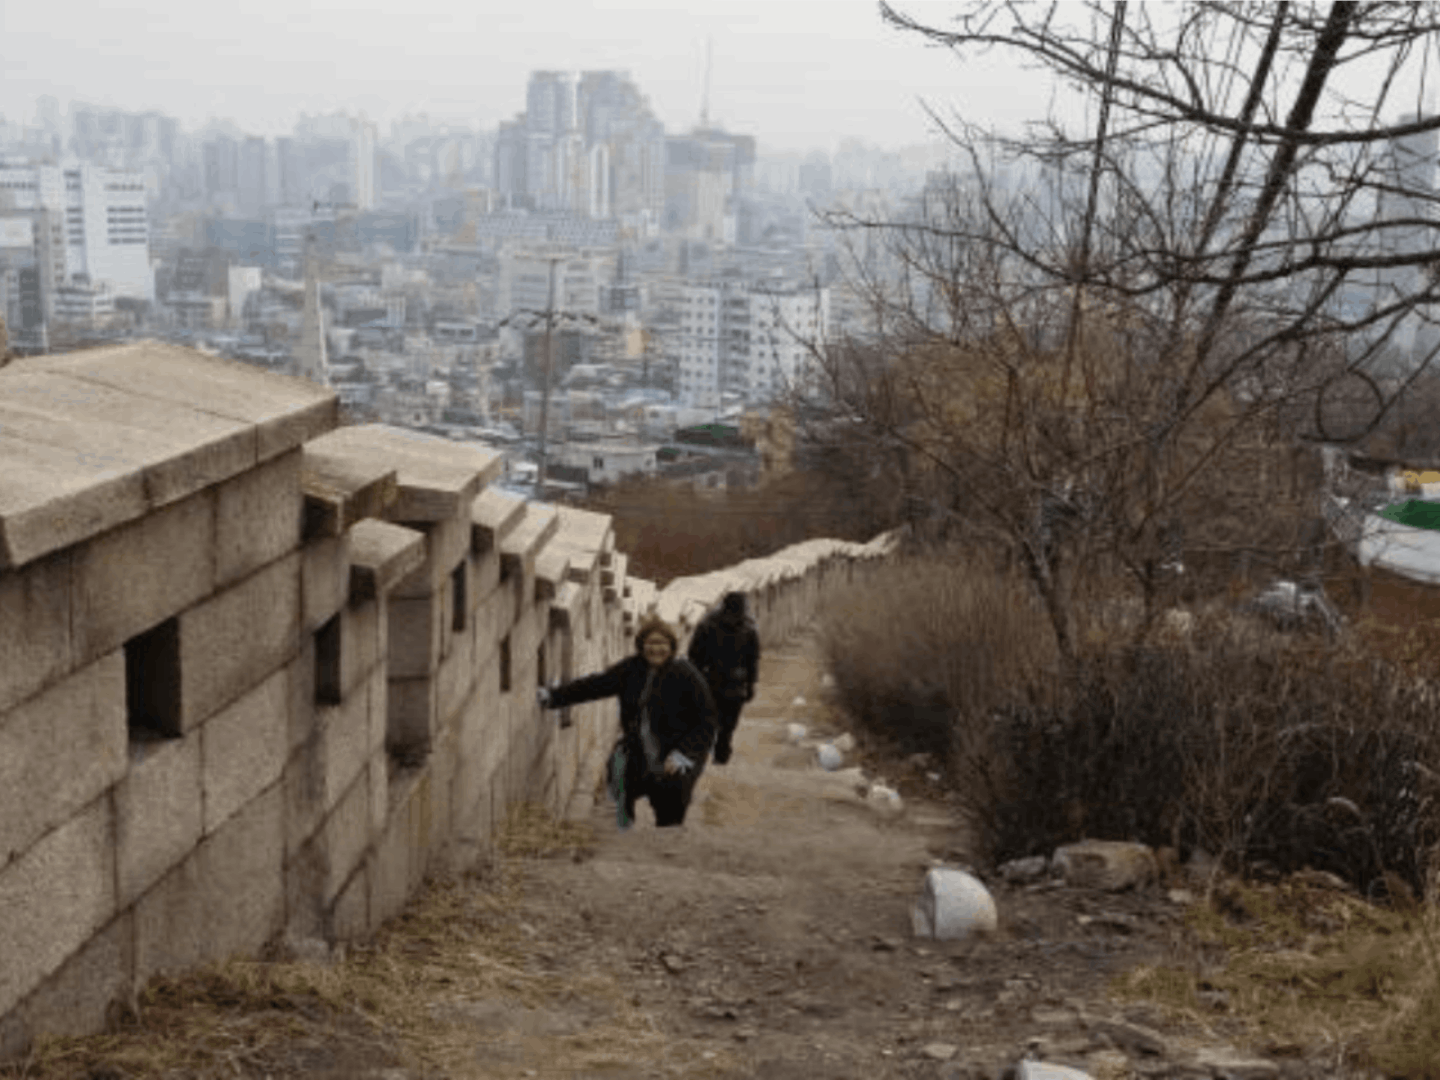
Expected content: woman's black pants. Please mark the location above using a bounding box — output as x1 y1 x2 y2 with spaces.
625 746 706 827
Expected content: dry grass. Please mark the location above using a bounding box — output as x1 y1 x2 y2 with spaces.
2 802 741 1080
1113 879 1440 1077
819 543 1061 763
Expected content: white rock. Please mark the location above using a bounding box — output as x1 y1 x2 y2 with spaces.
833 732 856 753
791 695 807 708
910 868 997 941
821 673 835 689
920 1042 958 1061
816 743 844 771
1016 1063 1095 1080
866 783 903 815
1191 1048 1280 1079
786 722 808 744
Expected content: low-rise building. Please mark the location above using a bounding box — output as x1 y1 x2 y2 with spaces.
551 440 661 486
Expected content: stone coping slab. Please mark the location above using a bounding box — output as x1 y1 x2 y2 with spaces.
470 488 526 553
301 431 401 539
555 506 615 582
0 345 334 569
533 543 573 602
548 580 585 631
500 502 559 578
308 425 501 523
348 519 426 603
26 343 336 464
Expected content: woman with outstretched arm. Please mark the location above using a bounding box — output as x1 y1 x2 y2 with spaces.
538 616 717 829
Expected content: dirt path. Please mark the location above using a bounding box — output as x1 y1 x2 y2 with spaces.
445 631 1193 1080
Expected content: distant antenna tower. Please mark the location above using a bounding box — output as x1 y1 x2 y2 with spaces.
700 36 713 131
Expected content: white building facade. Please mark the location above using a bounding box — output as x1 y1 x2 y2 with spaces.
0 162 151 303
678 279 829 407
498 246 615 317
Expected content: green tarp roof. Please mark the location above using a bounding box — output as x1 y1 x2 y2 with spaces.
1378 499 1440 531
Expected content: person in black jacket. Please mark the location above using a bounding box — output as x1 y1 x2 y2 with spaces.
538 616 717 828
686 591 761 765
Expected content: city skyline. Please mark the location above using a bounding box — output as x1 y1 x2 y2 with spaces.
2 1 1063 156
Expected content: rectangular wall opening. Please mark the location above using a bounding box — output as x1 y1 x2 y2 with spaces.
536 643 547 687
451 561 467 633
499 634 512 693
315 614 342 706
125 617 182 739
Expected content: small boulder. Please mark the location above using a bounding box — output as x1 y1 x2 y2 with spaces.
1190 1047 1280 1079
1084 1016 1168 1056
785 722 808 744
833 732 857 753
911 868 998 941
1053 840 1158 891
816 743 844 771
791 695 807 708
866 783 903 815
1000 855 1050 884
1016 1063 1095 1080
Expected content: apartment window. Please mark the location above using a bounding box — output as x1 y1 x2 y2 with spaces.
499 635 512 693
451 561 467 633
315 614 342 706
592 456 605 471
537 643 547 687
125 618 182 739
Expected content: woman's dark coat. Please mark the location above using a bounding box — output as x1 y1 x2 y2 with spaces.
547 654 718 767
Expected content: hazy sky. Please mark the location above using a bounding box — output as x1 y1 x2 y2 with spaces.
1 1 1061 155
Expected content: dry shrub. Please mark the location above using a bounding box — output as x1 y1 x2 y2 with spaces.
819 543 1061 763
821 549 1440 897
582 468 891 586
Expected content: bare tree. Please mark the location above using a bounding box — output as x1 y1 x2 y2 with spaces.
801 0 1440 666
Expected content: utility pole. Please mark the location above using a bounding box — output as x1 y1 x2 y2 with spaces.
498 251 600 500
536 256 558 495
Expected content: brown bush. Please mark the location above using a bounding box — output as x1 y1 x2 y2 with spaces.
821 550 1440 899
581 469 894 587
819 544 1062 763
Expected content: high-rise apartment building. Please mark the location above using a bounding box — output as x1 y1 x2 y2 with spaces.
204 136 240 200
293 112 378 210
0 209 55 346
526 72 576 138
678 278 828 407
1370 112 1440 370
495 70 666 229
238 136 268 215
353 120 377 210
0 162 151 303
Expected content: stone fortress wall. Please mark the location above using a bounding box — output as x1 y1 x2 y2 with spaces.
0 342 897 1056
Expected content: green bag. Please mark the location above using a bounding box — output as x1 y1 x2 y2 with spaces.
607 740 632 830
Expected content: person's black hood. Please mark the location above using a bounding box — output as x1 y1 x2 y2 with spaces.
720 592 747 620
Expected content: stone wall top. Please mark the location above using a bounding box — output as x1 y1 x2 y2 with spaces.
309 425 502 523
0 345 337 571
